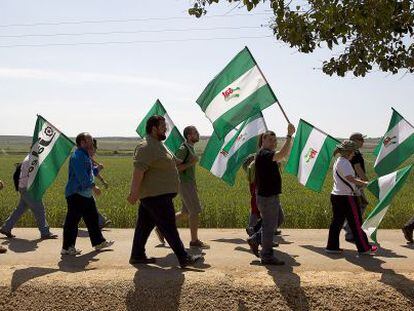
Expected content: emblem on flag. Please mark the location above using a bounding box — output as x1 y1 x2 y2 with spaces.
222 87 241 101
304 147 318 163
383 136 397 147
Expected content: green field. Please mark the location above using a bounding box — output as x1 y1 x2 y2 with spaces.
1 150 413 229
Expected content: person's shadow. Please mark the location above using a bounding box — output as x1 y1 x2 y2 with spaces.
250 250 309 311
126 253 210 311
1 237 42 253
302 245 414 302
10 250 108 291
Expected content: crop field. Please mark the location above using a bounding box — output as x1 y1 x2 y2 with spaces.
0 138 413 229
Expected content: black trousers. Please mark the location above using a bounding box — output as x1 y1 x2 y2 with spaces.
404 216 414 231
63 194 105 250
327 194 371 253
130 193 187 262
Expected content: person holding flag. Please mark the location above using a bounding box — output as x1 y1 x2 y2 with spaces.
326 140 377 255
0 155 58 240
127 116 202 268
247 124 295 265
175 126 209 249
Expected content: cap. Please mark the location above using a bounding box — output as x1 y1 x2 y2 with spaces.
336 140 359 151
349 132 366 141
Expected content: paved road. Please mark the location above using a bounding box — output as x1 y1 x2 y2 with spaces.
1 228 413 273
1 228 414 310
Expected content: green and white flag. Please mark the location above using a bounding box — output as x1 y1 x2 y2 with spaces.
196 47 276 139
362 164 413 243
285 119 339 192
200 112 267 186
27 115 75 200
136 99 184 155
374 108 414 176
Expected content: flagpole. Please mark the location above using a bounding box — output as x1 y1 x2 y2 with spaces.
37 114 76 145
301 119 340 143
244 46 291 124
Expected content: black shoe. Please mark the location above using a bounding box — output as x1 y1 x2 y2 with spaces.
272 241 279 247
0 245 7 254
179 254 203 268
261 257 285 266
247 238 260 258
129 256 156 265
274 230 282 236
0 229 15 238
402 227 414 243
41 233 58 240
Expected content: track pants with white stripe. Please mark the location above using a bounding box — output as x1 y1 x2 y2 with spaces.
327 194 371 253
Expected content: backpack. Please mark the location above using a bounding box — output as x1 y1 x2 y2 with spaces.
13 163 22 192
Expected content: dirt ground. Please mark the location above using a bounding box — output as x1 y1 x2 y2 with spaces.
1 228 413 310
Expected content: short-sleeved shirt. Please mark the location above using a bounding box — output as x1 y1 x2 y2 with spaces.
176 143 196 183
255 148 282 197
350 150 366 177
133 135 179 199
332 157 356 196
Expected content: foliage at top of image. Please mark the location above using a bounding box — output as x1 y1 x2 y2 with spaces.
189 0 414 77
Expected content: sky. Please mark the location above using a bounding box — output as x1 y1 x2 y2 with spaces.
0 0 413 138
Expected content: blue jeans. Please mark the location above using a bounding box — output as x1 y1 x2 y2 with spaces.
2 189 51 236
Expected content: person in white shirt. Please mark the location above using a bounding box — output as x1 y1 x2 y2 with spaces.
0 155 57 239
326 140 377 255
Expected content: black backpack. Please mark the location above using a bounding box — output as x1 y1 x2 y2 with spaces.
13 163 22 192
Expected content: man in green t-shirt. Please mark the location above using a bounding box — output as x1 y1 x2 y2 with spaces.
175 126 209 249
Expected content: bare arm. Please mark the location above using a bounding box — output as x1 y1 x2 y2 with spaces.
354 163 368 181
177 156 198 172
345 175 368 188
127 168 145 204
273 123 296 162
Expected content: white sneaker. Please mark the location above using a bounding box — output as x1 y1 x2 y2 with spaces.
61 247 82 256
95 240 114 251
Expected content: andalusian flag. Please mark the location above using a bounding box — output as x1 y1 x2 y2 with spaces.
136 99 184 154
196 47 276 139
362 165 412 243
27 115 75 200
200 112 267 186
374 108 414 176
285 119 339 192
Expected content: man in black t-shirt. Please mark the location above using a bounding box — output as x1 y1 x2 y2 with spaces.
247 124 295 265
344 132 369 242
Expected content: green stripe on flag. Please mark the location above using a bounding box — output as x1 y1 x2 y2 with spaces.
305 136 338 191
136 99 166 137
221 136 259 185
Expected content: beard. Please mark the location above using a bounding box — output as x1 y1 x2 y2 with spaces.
158 133 167 141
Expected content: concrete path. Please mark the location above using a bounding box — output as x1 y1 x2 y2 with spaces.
1 228 413 310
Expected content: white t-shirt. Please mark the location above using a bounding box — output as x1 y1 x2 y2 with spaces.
331 157 356 196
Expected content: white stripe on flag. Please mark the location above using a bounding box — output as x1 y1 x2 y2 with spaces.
297 129 326 186
378 172 397 200
163 112 174 139
362 206 390 238
375 119 414 166
204 66 267 123
27 122 62 189
210 117 266 177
